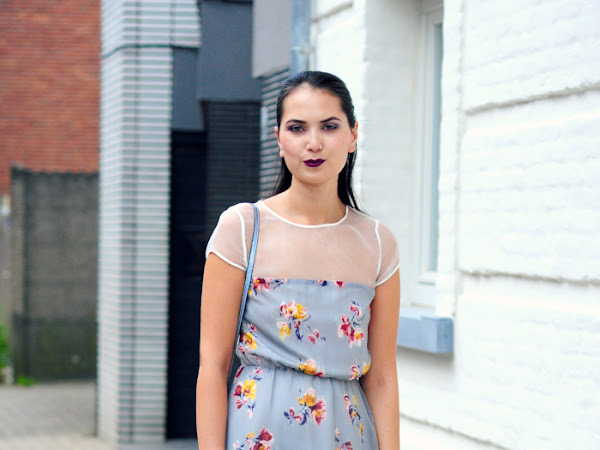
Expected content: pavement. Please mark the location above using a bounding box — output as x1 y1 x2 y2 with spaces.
0 381 196 450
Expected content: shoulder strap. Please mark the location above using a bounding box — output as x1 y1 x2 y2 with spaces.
226 203 259 389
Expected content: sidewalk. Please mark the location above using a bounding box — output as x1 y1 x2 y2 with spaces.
0 381 196 450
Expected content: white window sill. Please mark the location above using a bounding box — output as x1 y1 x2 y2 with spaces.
397 306 453 354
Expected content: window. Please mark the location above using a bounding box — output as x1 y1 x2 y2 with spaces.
412 2 443 308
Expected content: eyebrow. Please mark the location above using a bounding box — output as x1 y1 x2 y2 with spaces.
284 116 342 126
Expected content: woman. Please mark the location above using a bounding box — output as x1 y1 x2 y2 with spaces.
196 71 400 449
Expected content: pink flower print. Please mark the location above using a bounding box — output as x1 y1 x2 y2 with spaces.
250 278 284 296
284 388 327 427
307 329 321 344
234 426 274 450
349 362 370 380
338 301 365 347
335 428 354 450
277 300 325 344
298 358 325 377
343 394 364 441
238 324 258 355
232 368 262 418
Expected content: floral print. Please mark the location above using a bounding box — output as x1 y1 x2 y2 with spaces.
338 301 365 347
277 300 325 344
298 358 325 377
335 428 354 450
349 362 371 380
313 280 345 288
284 388 327 426
344 394 364 441
250 278 284 296
238 323 258 355
233 367 263 418
233 426 273 450
227 278 378 448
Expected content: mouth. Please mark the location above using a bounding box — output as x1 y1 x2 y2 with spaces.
304 159 325 167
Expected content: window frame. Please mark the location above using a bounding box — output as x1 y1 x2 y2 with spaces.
409 2 443 308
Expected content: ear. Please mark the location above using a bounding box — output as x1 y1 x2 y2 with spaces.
349 122 358 154
274 126 283 157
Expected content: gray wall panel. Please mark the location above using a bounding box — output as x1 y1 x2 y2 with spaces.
197 2 261 101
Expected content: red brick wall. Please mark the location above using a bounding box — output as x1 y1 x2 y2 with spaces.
0 1 100 194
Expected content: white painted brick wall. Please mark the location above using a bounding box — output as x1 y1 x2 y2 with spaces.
401 277 600 449
464 0 600 110
313 0 600 448
460 90 600 281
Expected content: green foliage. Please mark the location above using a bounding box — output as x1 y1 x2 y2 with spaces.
16 375 35 386
0 321 9 369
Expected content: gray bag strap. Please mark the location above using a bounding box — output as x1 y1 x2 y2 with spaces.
226 203 259 390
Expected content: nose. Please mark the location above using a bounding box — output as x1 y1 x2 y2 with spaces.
306 130 322 152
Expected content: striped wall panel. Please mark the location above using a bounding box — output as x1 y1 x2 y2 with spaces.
258 69 289 198
204 101 261 232
99 0 199 444
102 0 200 56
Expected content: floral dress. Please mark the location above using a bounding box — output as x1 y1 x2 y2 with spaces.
205 201 399 450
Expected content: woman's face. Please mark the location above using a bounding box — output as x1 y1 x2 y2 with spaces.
275 85 358 190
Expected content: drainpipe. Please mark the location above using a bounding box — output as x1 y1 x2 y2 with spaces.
290 0 311 74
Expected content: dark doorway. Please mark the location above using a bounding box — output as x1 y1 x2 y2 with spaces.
167 130 207 438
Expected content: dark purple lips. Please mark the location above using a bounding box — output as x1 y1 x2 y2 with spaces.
304 159 325 167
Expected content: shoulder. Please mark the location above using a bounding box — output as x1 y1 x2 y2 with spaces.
217 202 255 228
347 208 396 243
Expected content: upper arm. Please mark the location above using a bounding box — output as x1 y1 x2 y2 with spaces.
365 269 400 383
199 253 246 376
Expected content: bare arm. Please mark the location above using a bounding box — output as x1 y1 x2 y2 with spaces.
196 253 246 449
360 270 400 450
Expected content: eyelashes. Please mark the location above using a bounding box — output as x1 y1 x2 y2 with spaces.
287 124 338 133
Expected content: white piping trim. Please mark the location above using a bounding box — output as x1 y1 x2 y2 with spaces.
207 250 246 272
375 220 382 278
375 265 400 287
258 200 348 228
234 207 248 268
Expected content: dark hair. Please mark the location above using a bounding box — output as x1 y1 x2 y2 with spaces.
272 71 361 211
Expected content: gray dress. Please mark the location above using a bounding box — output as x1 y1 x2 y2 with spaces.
206 202 399 450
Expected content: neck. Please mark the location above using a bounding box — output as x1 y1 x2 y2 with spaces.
273 179 346 225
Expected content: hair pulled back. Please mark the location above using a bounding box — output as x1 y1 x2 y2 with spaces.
272 70 360 211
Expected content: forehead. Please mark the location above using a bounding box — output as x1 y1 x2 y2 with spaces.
281 85 344 119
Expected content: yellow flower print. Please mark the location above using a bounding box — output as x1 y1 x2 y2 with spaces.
298 389 317 407
293 303 307 320
242 330 257 350
298 358 325 377
242 379 257 401
285 388 327 427
362 362 371 375
238 324 258 355
246 432 255 439
278 301 325 344
277 322 291 339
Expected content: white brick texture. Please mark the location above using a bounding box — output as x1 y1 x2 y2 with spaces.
464 0 600 110
460 90 600 281
312 0 600 448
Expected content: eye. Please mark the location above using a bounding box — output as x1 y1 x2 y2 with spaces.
323 123 338 131
288 125 304 133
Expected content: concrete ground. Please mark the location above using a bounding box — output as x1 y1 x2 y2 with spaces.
0 381 196 450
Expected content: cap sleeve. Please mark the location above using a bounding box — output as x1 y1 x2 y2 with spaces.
205 203 254 271
375 221 400 286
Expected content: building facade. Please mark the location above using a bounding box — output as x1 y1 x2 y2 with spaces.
97 0 260 444
307 0 600 448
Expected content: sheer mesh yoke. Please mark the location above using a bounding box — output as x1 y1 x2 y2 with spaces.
205 201 399 288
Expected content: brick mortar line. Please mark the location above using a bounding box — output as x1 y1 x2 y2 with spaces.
465 82 600 116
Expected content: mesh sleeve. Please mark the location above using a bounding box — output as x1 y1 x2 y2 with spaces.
205 203 252 271
375 221 400 286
